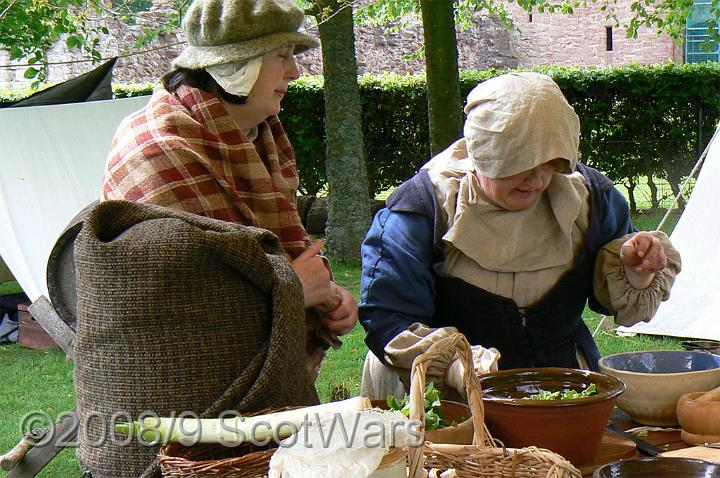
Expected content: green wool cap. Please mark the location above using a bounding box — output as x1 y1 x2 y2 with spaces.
173 0 319 70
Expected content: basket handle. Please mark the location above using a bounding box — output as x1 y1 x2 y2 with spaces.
406 333 493 477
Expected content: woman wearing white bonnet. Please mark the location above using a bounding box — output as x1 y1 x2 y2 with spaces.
358 72 681 399
102 0 358 379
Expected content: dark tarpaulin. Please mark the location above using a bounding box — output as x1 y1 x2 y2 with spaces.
1 57 117 108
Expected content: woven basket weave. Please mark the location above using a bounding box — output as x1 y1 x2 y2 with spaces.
157 406 299 478
158 434 408 478
407 333 583 478
158 443 275 478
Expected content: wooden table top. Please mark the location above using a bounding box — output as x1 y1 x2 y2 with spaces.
579 408 691 476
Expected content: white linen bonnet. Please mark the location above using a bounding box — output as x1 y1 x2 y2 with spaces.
463 72 580 178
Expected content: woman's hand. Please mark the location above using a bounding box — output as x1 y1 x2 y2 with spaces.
321 283 358 336
446 345 501 397
291 240 331 308
620 232 667 289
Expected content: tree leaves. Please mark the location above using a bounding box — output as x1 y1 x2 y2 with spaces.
0 0 93 83
0 0 183 87
65 34 83 49
22 67 39 79
1 0 718 92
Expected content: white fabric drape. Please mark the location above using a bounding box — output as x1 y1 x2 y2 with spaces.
619 126 720 340
0 96 149 301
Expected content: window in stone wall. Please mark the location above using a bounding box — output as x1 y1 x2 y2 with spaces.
528 13 533 23
686 0 719 62
606 27 613 51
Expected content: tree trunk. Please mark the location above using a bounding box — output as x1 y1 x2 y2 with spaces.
662 158 688 210
420 0 463 156
646 174 659 210
666 171 687 210
625 177 638 214
317 1 371 260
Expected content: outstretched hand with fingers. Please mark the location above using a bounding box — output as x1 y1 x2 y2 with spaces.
620 232 667 289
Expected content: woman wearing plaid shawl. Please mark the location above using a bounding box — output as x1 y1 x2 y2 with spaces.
102 0 357 379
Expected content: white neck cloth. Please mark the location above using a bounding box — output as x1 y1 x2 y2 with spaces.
206 57 263 97
424 139 584 273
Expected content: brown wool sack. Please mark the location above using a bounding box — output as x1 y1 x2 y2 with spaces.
73 200 318 478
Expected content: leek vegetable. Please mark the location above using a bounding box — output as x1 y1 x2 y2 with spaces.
115 396 371 445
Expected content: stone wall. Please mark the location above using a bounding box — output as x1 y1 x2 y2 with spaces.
504 2 681 67
1 10 519 87
0 0 680 89
294 13 520 76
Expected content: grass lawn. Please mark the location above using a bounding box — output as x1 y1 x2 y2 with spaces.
0 183 686 477
0 347 80 476
0 281 23 296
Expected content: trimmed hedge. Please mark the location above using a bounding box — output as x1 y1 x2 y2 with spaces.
288 64 720 198
547 64 720 208
5 63 719 199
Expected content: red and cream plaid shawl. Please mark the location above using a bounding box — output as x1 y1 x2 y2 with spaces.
102 84 310 259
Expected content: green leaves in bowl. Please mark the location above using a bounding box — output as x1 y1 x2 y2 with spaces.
524 383 598 400
386 382 454 429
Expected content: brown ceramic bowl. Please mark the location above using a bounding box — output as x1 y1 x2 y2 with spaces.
677 391 720 436
592 457 720 477
477 367 625 465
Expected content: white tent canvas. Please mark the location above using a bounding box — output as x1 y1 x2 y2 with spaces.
618 128 720 340
0 96 149 302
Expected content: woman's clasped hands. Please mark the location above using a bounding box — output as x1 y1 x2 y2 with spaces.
292 240 358 336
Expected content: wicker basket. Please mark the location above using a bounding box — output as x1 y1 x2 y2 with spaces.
158 441 277 478
406 333 583 478
157 405 301 478
156 404 404 478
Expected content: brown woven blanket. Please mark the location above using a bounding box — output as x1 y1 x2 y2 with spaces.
73 200 318 478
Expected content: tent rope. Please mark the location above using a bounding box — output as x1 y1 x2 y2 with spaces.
656 126 720 232
592 316 608 338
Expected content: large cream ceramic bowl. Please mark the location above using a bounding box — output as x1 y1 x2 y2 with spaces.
598 350 720 426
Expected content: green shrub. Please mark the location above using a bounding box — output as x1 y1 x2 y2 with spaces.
0 84 42 103
2 63 717 198
112 81 156 98
282 64 720 197
548 63 720 195
281 76 326 195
